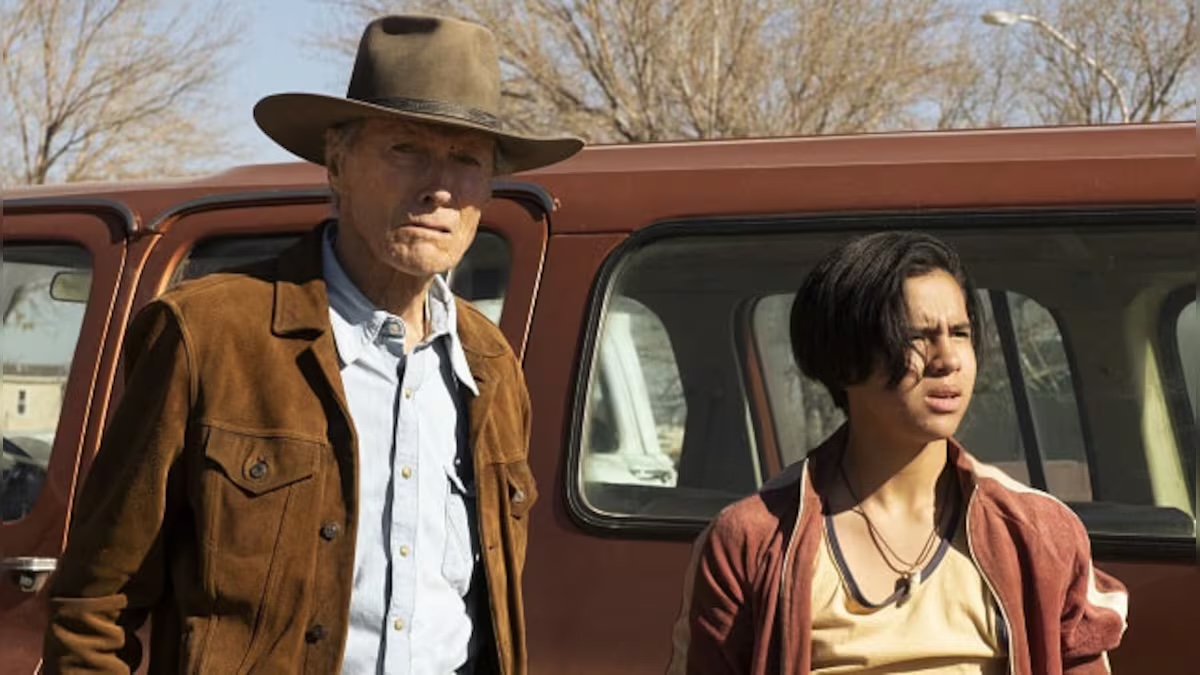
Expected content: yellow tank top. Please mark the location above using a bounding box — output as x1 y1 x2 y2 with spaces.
810 508 1008 674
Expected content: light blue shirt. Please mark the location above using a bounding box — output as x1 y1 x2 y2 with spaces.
322 228 482 675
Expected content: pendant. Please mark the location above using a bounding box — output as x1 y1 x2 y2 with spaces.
895 574 913 604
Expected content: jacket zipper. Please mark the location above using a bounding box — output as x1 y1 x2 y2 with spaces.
777 460 807 675
965 484 1016 675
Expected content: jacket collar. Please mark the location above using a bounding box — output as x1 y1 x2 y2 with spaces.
272 227 334 338
269 223 512 389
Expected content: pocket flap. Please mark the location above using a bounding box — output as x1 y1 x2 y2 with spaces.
204 426 321 496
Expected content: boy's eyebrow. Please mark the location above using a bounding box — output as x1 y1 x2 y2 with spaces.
909 319 973 332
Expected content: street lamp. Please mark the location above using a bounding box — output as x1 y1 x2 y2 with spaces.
981 9 1131 123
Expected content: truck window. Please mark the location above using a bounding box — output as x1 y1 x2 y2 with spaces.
579 298 686 514
572 218 1196 553
1 244 92 522
173 231 511 322
1177 299 1197 413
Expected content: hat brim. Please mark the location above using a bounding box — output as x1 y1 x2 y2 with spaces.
254 93 583 174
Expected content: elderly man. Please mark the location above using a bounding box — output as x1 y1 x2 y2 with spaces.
43 15 581 675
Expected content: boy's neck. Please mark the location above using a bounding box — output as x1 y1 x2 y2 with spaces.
841 424 950 515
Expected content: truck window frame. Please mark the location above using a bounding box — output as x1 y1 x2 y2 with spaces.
566 206 1197 563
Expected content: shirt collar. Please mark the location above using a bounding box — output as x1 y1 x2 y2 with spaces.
321 225 479 395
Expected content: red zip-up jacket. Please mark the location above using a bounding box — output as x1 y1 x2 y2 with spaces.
667 428 1128 675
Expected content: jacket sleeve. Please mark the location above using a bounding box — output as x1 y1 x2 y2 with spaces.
667 513 756 675
42 300 193 674
1060 515 1128 674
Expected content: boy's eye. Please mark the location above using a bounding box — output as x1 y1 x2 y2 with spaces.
391 143 418 154
453 152 483 167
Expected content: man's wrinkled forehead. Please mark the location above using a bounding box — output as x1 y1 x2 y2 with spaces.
353 117 495 151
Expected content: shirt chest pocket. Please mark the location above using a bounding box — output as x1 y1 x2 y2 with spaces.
198 427 324 587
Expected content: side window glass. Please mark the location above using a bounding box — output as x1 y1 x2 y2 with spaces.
753 294 843 465
448 232 509 323
580 298 687 516
1003 292 1091 500
574 224 1196 548
177 231 510 325
1 244 92 522
1178 299 1198 414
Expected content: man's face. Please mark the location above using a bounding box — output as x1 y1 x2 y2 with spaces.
845 269 978 445
327 117 495 280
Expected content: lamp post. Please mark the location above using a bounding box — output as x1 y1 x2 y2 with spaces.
982 9 1131 123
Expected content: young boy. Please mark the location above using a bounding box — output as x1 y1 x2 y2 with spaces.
669 231 1127 674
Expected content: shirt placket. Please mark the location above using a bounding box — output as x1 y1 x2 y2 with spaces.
383 320 420 674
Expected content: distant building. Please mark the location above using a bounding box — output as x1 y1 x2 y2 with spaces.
1 363 67 437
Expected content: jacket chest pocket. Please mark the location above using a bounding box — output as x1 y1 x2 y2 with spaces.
197 426 324 607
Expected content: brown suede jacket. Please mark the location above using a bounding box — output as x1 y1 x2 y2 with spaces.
668 428 1129 675
43 229 538 674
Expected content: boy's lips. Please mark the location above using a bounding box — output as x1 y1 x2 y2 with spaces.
926 385 963 413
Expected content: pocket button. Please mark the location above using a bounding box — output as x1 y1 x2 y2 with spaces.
319 522 341 541
247 460 269 480
305 624 327 643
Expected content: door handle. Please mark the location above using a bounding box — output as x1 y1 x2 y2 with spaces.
0 556 57 593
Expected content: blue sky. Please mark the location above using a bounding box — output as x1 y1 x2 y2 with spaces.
226 0 352 165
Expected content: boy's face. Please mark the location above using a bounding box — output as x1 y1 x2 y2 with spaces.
845 269 977 445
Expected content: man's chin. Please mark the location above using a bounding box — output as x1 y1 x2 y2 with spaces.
381 259 455 281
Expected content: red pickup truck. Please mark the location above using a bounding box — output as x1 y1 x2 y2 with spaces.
1 122 1195 673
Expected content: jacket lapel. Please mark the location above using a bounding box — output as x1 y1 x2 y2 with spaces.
456 299 511 460
270 227 355 446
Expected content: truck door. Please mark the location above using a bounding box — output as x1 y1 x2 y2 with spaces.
0 198 135 674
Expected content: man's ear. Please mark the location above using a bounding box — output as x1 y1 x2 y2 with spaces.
324 128 343 179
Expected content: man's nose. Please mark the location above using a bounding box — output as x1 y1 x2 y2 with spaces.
418 159 456 207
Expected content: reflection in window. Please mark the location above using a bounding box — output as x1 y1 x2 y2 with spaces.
1005 292 1090 501
753 294 843 465
581 299 683 508
2 244 92 522
1179 300 1198 413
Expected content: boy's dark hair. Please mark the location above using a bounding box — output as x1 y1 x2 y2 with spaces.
789 231 982 411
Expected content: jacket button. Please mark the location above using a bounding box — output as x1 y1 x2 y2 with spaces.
305 624 327 643
320 522 341 541
247 460 268 480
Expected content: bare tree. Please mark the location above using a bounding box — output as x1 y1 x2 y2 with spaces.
320 0 962 142
945 0 1196 126
0 0 244 185
320 0 1195 139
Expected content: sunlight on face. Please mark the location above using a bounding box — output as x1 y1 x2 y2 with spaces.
845 269 977 446
327 118 496 281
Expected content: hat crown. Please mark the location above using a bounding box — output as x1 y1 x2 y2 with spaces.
346 15 501 122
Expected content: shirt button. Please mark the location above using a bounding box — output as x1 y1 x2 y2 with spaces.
384 321 402 337
401 466 413 479
399 545 410 557
393 618 405 631
305 624 327 643
403 388 413 399
320 522 341 541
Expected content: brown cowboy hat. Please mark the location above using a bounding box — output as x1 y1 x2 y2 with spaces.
254 15 583 174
